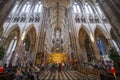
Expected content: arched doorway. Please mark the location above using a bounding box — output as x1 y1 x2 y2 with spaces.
4 26 20 66
78 27 95 63
22 26 36 65
95 27 109 62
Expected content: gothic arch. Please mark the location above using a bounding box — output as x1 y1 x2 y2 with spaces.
25 24 36 35
95 27 108 40
4 24 20 37
95 27 109 51
78 25 90 46
79 25 90 36
95 25 109 39
23 25 36 51
5 26 20 48
78 25 95 62
3 25 20 65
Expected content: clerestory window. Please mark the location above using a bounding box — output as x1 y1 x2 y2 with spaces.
84 2 93 14
34 2 42 13
11 2 19 13
96 3 103 15
21 2 31 13
73 2 81 13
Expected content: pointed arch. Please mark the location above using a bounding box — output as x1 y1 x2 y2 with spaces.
78 25 95 62
6 25 20 40
95 26 110 55
5 25 20 51
25 24 37 36
95 25 109 39
5 25 20 47
95 27 108 40
78 25 90 46
23 25 37 50
78 25 91 37
4 25 20 66
4 24 20 38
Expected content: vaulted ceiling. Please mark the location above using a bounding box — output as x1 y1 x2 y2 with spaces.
44 0 71 8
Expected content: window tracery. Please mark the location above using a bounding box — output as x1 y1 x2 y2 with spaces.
34 2 42 13
11 2 19 13
20 14 26 22
21 2 31 13
73 2 81 13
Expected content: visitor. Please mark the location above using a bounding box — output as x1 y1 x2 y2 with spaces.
98 63 103 70
58 63 62 72
56 63 59 71
44 63 48 72
49 62 53 72
41 63 44 72
52 63 56 73
55 63 57 71
64 63 67 71
27 70 35 80
15 67 24 80
35 66 40 80
61 63 64 70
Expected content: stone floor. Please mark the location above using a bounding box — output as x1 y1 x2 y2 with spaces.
40 70 98 80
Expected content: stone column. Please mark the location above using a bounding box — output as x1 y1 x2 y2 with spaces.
75 37 83 63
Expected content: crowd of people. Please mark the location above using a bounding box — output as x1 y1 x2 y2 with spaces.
0 61 118 80
0 62 72 80
48 63 68 73
2 64 40 80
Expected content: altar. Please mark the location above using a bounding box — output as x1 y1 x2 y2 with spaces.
46 53 68 63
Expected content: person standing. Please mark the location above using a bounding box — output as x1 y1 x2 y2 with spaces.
58 63 62 73
64 63 67 71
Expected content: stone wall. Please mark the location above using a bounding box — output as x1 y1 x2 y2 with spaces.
0 0 16 27
98 0 120 41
